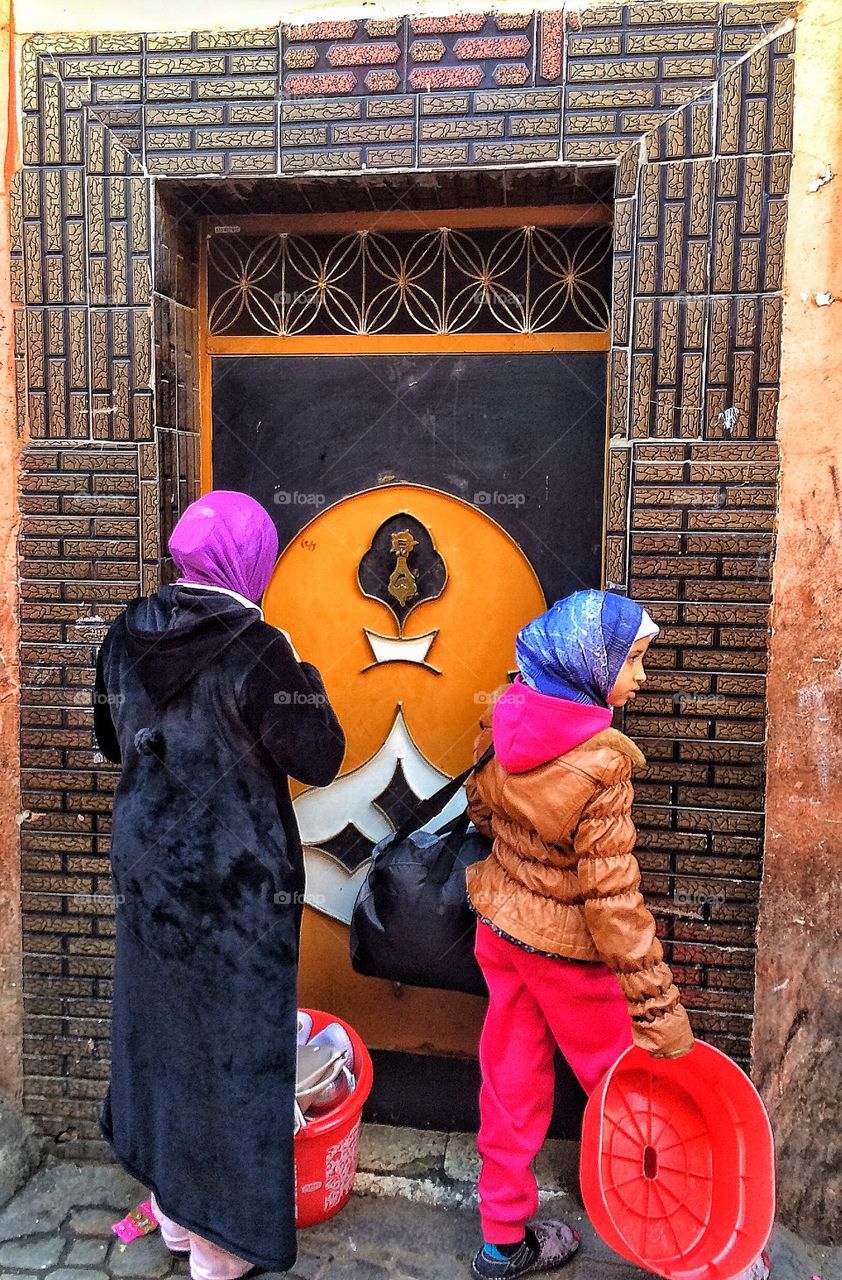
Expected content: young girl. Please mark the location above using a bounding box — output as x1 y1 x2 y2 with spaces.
464 590 769 1280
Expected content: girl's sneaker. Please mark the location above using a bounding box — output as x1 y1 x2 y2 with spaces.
471 1222 580 1278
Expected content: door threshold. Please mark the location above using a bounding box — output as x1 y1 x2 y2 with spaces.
355 1123 580 1210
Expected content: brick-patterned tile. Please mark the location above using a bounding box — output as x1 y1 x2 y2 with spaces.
409 14 536 93
281 94 416 172
562 2 721 158
283 18 406 95
145 100 279 176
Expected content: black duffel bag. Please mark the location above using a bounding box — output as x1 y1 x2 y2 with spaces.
349 746 495 997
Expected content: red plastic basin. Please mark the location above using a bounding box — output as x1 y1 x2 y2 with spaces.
580 1042 775 1280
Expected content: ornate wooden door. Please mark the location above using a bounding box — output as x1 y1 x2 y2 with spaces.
201 206 612 1120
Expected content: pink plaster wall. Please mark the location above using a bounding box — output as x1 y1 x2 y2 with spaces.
754 0 842 1244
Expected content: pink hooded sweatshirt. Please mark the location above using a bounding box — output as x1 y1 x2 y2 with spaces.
490 676 613 773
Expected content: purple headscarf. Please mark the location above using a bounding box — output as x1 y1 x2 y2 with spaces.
168 491 279 604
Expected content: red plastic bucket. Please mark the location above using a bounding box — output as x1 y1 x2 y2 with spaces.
580 1043 775 1280
294 1008 374 1229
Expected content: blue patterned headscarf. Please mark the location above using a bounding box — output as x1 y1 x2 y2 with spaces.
516 590 656 707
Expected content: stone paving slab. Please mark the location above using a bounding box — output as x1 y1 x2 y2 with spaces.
0 1237 65 1270
63 1243 110 1268
0 1155 839 1280
357 1128 447 1183
0 1164 145 1240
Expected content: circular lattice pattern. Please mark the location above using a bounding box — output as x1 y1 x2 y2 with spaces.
207 223 612 337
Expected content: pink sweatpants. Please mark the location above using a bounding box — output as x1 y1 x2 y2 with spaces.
474 921 634 1244
150 1191 253 1280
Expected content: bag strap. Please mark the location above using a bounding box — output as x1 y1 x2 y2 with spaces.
427 807 475 888
391 743 495 844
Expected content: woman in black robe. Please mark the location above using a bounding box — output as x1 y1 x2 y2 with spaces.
93 491 345 1277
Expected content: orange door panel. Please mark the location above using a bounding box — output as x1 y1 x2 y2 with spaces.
263 484 546 1055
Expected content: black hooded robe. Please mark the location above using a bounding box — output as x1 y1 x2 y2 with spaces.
93 584 345 1271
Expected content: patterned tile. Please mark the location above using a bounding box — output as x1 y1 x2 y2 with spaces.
281 94 414 171
635 159 713 297
282 17 404 94
408 14 536 93
718 32 795 155
562 3 720 157
146 101 279 175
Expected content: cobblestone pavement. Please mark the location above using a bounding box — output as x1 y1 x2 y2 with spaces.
0 1157 839 1280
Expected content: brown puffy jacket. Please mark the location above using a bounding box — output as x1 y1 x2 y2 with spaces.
465 716 694 1058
